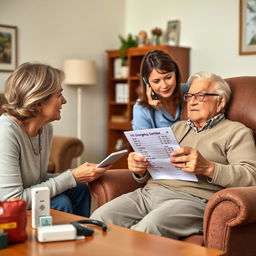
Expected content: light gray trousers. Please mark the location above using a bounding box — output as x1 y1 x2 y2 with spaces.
91 186 207 239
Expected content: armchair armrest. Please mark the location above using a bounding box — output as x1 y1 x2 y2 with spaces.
49 136 84 173
203 186 256 255
88 169 143 207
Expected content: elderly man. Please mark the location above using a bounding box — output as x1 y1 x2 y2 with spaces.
91 71 256 239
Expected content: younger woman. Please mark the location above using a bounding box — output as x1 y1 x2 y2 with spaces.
132 50 187 130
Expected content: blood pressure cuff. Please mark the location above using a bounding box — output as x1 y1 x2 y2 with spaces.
0 199 27 243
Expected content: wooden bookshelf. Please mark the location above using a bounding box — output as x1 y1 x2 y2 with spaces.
106 45 190 168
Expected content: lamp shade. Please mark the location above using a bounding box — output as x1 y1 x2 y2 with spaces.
64 59 97 85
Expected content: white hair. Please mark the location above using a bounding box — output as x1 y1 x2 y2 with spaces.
187 71 231 104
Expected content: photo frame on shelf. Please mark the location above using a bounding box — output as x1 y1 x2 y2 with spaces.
166 20 180 46
0 24 17 72
239 0 256 55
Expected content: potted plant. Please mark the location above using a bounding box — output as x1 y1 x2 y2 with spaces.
118 33 138 77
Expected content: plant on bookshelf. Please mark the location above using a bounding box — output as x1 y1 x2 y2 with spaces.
118 34 138 78
118 34 138 66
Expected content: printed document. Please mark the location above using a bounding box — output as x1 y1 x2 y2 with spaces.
124 127 198 182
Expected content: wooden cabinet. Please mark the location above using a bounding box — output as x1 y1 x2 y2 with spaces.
106 45 190 168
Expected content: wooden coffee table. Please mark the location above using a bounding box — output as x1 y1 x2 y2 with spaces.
2 209 225 256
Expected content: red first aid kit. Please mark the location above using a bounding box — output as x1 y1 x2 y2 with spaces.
0 199 27 243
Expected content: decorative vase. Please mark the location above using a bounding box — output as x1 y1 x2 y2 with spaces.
152 35 160 46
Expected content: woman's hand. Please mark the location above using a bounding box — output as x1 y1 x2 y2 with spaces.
71 162 110 183
146 86 162 111
170 146 215 178
128 152 150 176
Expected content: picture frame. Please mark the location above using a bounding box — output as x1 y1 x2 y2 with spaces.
166 20 180 46
239 0 256 55
0 24 17 72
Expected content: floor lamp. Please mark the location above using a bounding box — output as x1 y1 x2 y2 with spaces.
64 59 97 165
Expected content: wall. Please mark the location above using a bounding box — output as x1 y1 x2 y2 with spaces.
0 0 125 163
125 0 256 78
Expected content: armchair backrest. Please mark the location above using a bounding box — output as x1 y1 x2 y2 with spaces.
0 94 6 115
225 77 256 140
181 76 256 140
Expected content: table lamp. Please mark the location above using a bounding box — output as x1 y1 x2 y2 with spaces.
64 59 97 164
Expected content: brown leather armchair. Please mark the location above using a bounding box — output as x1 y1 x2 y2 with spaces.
48 136 84 173
89 76 256 256
0 94 84 173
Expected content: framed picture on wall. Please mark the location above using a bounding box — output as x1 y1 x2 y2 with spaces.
239 0 256 55
166 20 180 46
0 24 17 72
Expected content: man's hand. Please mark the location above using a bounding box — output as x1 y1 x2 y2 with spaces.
128 152 150 176
170 146 215 178
146 86 162 110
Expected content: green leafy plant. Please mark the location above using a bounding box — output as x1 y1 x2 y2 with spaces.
118 33 138 66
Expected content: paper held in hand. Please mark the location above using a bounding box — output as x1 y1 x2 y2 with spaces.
124 127 198 182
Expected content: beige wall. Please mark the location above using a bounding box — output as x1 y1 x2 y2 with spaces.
125 0 256 77
0 0 125 164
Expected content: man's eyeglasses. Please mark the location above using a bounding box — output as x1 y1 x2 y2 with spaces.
183 92 220 102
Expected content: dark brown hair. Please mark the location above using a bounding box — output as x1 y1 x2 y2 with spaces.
138 50 181 107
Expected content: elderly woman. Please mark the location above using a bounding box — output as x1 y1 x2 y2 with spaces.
91 71 256 239
0 62 110 217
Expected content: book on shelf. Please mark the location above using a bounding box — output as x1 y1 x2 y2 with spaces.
115 83 128 103
114 58 122 78
110 115 128 123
